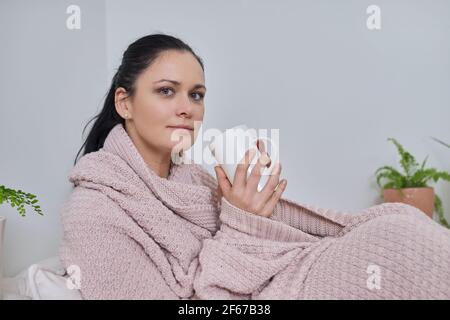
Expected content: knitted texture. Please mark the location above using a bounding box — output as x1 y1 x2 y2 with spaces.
59 124 450 299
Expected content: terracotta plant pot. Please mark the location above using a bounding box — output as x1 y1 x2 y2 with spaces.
383 187 435 218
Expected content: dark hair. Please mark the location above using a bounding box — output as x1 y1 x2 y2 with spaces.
73 33 205 165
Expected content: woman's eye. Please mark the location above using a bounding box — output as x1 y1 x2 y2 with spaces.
159 87 204 101
159 87 174 96
192 92 205 101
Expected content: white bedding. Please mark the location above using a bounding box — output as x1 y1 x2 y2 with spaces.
2 256 82 300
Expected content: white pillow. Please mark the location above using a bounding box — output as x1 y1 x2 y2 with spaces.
2 256 82 300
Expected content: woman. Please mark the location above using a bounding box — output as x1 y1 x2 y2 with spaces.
59 33 450 300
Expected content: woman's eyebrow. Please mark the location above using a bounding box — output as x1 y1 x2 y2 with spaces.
154 79 206 91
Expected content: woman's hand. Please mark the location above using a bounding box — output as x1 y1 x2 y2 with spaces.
214 148 287 218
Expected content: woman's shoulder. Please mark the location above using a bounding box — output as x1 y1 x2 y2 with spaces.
60 186 124 226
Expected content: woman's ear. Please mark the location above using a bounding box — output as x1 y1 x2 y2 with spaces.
114 87 131 119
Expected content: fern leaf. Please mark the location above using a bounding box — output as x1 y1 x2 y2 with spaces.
431 137 450 149
375 166 405 189
435 195 450 229
420 155 429 171
387 138 419 177
409 168 437 187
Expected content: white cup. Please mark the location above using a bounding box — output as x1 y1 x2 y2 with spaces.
208 124 279 192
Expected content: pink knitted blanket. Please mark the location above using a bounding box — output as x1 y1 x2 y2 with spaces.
59 124 450 299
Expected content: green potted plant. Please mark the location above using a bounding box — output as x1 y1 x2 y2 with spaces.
0 185 43 298
375 138 450 229
0 185 42 218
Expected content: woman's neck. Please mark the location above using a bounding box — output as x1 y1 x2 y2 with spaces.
124 123 172 179
146 157 172 179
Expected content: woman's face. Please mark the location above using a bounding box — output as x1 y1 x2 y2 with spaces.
116 50 206 158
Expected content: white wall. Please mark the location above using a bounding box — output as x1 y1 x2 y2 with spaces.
1 0 449 276
0 0 108 276
105 0 450 211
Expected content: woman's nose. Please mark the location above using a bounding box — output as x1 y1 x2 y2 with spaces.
176 96 194 116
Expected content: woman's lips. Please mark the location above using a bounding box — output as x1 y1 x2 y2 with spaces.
167 126 194 132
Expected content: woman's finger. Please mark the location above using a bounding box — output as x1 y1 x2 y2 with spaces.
214 165 231 198
260 179 287 217
257 139 266 154
233 148 257 188
258 162 282 199
217 182 223 199
247 152 271 192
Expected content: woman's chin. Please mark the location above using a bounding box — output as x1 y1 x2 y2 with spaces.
166 143 188 155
